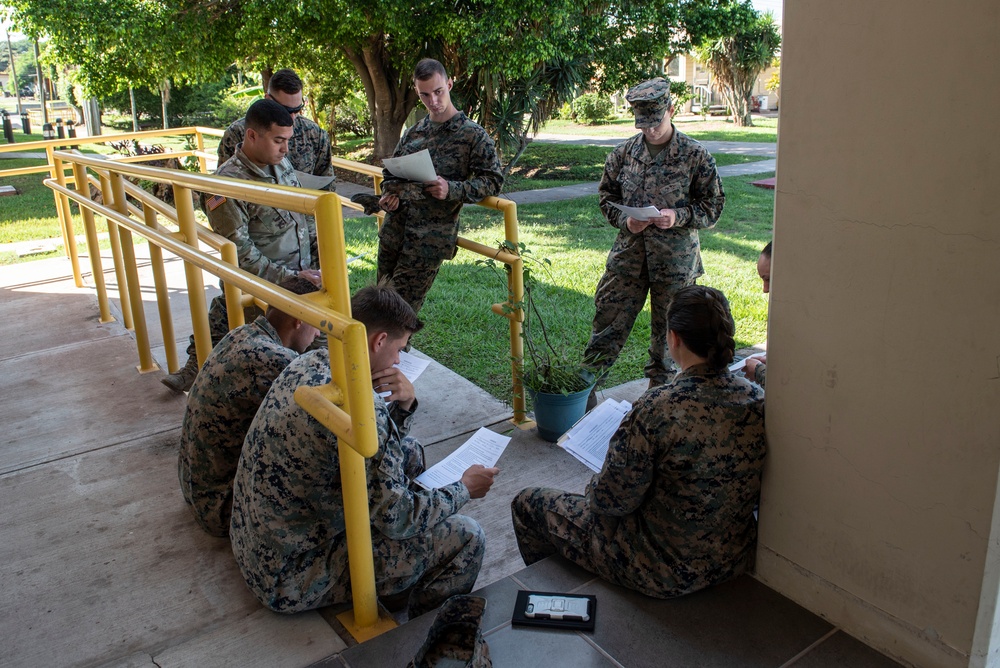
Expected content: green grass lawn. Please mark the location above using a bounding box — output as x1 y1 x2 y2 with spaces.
0 158 66 243
542 115 778 143
344 171 774 402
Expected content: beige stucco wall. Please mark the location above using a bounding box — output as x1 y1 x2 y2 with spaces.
755 1 1000 667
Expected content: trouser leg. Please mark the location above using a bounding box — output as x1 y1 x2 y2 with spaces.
511 487 613 574
374 515 485 618
645 279 691 385
583 271 649 383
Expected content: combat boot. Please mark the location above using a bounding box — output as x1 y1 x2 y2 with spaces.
408 595 491 668
350 193 383 215
161 354 199 393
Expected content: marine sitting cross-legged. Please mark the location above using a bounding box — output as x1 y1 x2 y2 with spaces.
230 283 499 617
162 98 322 393
512 286 766 599
177 276 320 537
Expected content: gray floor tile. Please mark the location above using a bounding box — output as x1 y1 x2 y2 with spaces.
578 575 833 668
483 625 619 667
790 630 904 668
510 555 599 594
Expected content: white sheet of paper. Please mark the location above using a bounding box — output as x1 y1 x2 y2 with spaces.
379 350 431 398
609 202 662 221
294 170 336 191
383 149 437 182
729 352 766 373
558 398 631 473
414 427 510 489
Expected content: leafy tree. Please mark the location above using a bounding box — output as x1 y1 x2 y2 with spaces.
694 2 780 126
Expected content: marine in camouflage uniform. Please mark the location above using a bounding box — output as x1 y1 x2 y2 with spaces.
177 315 299 537
511 364 766 598
218 115 334 189
377 112 503 313
230 348 484 617
585 79 725 387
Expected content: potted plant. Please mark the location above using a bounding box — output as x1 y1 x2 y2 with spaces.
480 241 595 441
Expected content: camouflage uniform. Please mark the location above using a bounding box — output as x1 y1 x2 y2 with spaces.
511 364 765 598
377 112 503 313
753 363 766 387
177 316 298 537
187 147 319 360
230 349 484 618
584 82 725 386
218 115 334 188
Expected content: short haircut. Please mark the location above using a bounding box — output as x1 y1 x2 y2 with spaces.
414 58 448 82
667 285 736 370
266 275 320 319
351 282 424 340
761 241 773 259
245 99 293 132
268 69 303 95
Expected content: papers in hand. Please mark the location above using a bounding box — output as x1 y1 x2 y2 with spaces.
378 350 430 398
558 398 631 473
609 202 662 221
728 352 765 373
383 149 437 182
294 171 337 191
414 427 510 489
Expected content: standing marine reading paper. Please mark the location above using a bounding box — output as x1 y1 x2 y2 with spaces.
375 58 503 314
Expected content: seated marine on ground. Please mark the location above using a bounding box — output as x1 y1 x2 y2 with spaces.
177 275 320 537
511 285 766 599
162 98 322 393
230 283 500 618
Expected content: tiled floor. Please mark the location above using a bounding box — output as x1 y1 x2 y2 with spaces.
322 556 903 668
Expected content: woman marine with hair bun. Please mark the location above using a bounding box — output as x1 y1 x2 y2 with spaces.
512 285 766 598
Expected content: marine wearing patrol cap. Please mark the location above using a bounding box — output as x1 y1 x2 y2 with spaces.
625 77 673 128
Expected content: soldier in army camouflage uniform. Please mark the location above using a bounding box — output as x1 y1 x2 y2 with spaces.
513 286 765 599
177 276 320 537
375 58 503 313
584 78 725 401
162 99 323 393
218 69 334 188
230 284 500 617
744 241 771 387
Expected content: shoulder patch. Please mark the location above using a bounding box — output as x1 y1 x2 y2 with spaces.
206 194 227 211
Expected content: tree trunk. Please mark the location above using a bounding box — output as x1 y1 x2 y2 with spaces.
260 67 273 95
160 79 170 130
343 36 418 161
129 87 139 132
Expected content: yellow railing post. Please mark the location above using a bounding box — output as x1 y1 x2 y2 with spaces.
45 145 73 263
109 172 157 373
99 173 134 330
142 205 178 373
220 242 246 332
174 185 212 367
195 128 208 174
51 154 84 287
502 201 527 424
70 163 114 324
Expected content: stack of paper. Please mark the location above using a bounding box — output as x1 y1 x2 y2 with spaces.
382 149 437 182
378 350 431 398
414 427 511 489
558 399 631 473
728 352 765 373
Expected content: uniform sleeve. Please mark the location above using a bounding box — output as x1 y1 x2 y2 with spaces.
218 125 240 165
381 135 408 191
368 400 470 539
586 397 658 516
754 363 767 388
598 146 631 232
447 131 504 203
314 129 335 187
675 151 725 230
206 196 296 284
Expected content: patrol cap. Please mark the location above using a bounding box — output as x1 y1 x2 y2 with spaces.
626 77 672 128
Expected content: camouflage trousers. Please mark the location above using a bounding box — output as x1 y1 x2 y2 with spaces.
270 514 485 619
512 487 660 596
185 294 263 360
377 216 449 315
583 270 691 387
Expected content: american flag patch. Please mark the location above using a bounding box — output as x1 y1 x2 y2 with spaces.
206 194 226 211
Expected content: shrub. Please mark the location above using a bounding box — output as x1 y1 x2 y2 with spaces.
553 101 575 120
331 90 372 138
571 93 612 125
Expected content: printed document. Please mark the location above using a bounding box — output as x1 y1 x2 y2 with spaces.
415 427 510 489
728 352 765 373
608 202 662 221
558 398 631 472
383 149 437 182
294 171 337 191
